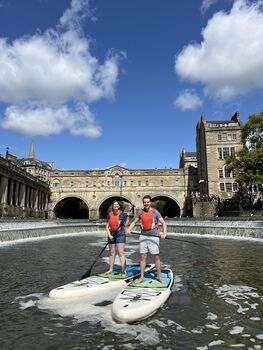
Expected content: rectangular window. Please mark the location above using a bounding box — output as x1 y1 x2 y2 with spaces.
160 180 164 186
232 134 237 140
218 169 223 178
227 134 232 141
217 148 223 159
222 133 227 141
223 147 230 158
138 181 141 186
107 181 110 186
146 180 149 186
220 183 225 191
224 167 231 178
123 180 127 186
230 147 235 156
218 134 222 141
131 180 133 186
226 183 232 191
233 183 238 191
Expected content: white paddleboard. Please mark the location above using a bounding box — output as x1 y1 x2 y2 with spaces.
49 264 154 299
111 268 174 323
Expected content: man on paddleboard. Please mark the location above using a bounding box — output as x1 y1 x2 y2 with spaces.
127 195 167 284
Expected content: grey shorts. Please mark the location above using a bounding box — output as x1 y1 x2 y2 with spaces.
139 235 160 255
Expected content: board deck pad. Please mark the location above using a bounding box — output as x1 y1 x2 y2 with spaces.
49 264 154 299
111 268 174 322
128 271 170 288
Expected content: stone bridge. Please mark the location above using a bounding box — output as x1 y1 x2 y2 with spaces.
49 165 198 219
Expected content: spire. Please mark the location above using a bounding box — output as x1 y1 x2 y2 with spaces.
29 140 35 159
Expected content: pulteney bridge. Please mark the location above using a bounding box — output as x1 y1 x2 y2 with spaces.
49 165 198 219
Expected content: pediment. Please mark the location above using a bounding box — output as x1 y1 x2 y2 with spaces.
106 165 128 175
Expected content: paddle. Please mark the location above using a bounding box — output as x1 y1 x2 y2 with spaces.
80 242 109 280
131 231 209 251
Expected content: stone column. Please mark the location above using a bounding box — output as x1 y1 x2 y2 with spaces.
14 181 19 206
34 189 39 209
19 183 26 209
44 193 49 211
8 178 14 205
0 175 9 205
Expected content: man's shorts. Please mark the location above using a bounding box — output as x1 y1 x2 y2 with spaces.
139 235 160 255
108 231 126 244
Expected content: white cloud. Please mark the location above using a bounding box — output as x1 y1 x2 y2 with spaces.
175 0 263 101
174 90 202 111
0 0 121 137
201 0 218 13
2 103 101 138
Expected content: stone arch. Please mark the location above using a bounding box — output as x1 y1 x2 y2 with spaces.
99 195 134 219
151 195 181 218
53 195 89 219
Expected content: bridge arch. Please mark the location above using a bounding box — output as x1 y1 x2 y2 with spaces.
151 195 180 218
99 195 134 219
53 195 89 219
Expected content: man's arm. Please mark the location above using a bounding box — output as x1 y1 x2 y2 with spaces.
126 217 139 235
159 217 167 239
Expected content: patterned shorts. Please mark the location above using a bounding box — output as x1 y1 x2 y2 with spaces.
139 235 160 255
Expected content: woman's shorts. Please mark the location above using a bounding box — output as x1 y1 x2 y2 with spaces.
108 231 126 244
139 235 160 255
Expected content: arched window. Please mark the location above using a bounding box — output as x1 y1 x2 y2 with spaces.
113 174 122 187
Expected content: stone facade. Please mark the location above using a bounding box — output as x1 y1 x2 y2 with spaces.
2 111 250 219
49 165 199 219
196 112 243 199
0 156 50 218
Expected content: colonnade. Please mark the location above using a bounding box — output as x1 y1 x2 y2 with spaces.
0 157 49 218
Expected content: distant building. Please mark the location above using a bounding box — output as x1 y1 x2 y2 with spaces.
179 149 197 169
6 141 53 183
196 112 243 199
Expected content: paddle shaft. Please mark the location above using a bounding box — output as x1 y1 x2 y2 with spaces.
131 231 209 250
80 242 109 280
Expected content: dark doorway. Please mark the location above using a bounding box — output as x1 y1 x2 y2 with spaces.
151 196 180 218
54 197 89 219
99 197 133 219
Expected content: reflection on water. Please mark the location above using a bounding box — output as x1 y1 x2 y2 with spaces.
0 233 262 350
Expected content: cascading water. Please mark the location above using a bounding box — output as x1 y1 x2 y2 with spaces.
0 219 262 242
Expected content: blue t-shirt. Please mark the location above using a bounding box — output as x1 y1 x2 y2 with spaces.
136 208 161 236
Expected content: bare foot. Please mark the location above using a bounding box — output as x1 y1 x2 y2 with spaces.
104 270 113 275
158 278 165 285
135 277 144 284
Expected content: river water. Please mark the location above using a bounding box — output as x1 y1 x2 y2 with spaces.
0 232 263 350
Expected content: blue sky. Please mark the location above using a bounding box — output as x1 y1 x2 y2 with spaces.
0 0 263 170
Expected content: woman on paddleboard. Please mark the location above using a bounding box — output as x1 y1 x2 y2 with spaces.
127 195 167 284
105 200 129 276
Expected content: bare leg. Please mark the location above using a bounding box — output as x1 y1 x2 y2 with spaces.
136 253 147 283
152 254 165 284
116 243 126 274
105 244 116 274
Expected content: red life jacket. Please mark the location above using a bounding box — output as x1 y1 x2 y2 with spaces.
108 211 122 231
140 208 158 231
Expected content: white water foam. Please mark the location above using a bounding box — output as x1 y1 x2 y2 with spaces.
0 231 106 247
215 284 262 315
14 289 165 346
229 326 244 335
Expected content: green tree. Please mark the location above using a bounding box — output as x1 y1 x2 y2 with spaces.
227 111 263 193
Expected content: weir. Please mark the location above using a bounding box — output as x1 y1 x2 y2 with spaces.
0 219 262 242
